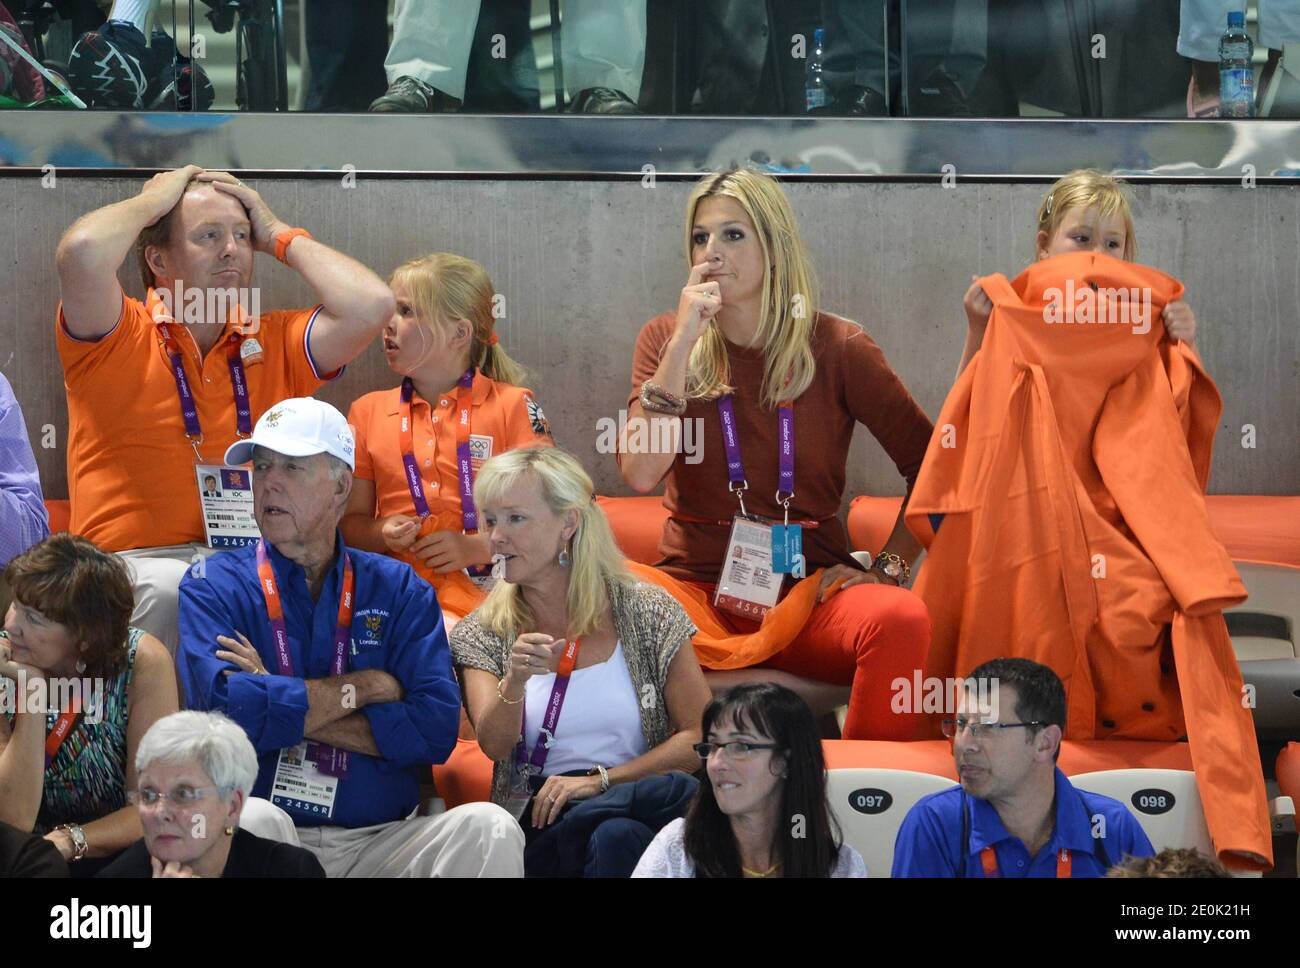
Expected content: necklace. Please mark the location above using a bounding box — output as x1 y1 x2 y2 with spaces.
741 862 781 878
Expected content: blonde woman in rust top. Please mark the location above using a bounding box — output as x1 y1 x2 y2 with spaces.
619 167 934 740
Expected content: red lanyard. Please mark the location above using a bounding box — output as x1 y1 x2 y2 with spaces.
255 540 356 777
44 695 83 769
399 371 479 533
148 288 252 458
980 845 1072 878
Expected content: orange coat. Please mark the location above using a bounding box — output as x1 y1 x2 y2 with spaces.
905 252 1270 868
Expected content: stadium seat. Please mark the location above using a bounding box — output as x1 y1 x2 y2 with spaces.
1279 743 1300 805
821 739 1195 778
825 767 954 877
596 495 668 566
44 499 70 533
847 495 902 557
431 738 495 808
847 494 1300 567
1203 496 1300 570
846 494 1300 737
1072 768 1275 876
1227 563 1300 738
1071 769 1214 858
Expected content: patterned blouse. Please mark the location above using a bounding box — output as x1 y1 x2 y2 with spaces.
450 578 698 806
2 627 141 833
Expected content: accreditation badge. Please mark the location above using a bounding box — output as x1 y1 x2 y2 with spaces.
270 743 340 820
504 757 537 822
464 565 498 593
713 515 785 621
196 464 260 548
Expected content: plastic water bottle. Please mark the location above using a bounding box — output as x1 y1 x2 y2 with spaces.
805 27 827 113
1219 11 1255 118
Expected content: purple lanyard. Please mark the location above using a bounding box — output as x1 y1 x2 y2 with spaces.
255 540 355 777
157 321 253 446
399 371 479 533
517 639 581 774
224 334 254 438
715 395 796 509
399 378 434 519
452 369 480 533
163 333 201 439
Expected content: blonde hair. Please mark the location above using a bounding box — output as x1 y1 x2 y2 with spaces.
390 252 527 385
683 169 819 409
1035 169 1137 262
472 447 633 640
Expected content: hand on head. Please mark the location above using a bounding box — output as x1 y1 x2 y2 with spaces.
139 165 206 224
194 171 290 254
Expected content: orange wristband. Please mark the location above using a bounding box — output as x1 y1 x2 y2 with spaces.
274 227 312 263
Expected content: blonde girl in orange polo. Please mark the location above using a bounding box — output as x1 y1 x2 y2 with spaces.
343 253 552 626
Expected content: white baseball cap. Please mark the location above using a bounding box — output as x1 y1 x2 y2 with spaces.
224 397 356 470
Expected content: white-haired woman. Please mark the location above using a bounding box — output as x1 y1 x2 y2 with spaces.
98 711 323 878
451 447 713 877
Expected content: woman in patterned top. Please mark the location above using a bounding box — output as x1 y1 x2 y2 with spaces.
633 683 866 878
451 446 713 876
0 534 177 873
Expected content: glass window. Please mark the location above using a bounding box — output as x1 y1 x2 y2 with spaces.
2 1 1293 118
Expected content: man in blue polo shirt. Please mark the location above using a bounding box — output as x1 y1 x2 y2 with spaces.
178 397 523 877
892 657 1154 877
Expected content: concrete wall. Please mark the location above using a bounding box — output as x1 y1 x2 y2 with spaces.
2 176 1296 510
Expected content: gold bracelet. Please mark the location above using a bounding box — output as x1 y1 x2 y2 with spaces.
496 678 523 705
870 552 912 586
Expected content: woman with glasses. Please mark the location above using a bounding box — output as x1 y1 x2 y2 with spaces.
633 683 866 877
452 446 714 876
0 535 177 875
99 711 323 878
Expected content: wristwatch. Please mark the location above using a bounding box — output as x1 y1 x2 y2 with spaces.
56 823 88 861
586 765 611 793
871 552 912 586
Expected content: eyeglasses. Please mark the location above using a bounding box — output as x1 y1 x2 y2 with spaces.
940 719 1049 740
693 741 780 760
128 787 220 807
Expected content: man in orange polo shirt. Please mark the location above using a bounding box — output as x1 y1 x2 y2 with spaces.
55 165 395 653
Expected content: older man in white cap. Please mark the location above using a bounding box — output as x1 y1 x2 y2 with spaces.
177 397 523 877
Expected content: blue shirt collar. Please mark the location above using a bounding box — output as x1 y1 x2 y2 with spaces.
263 531 349 598
968 767 1097 855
